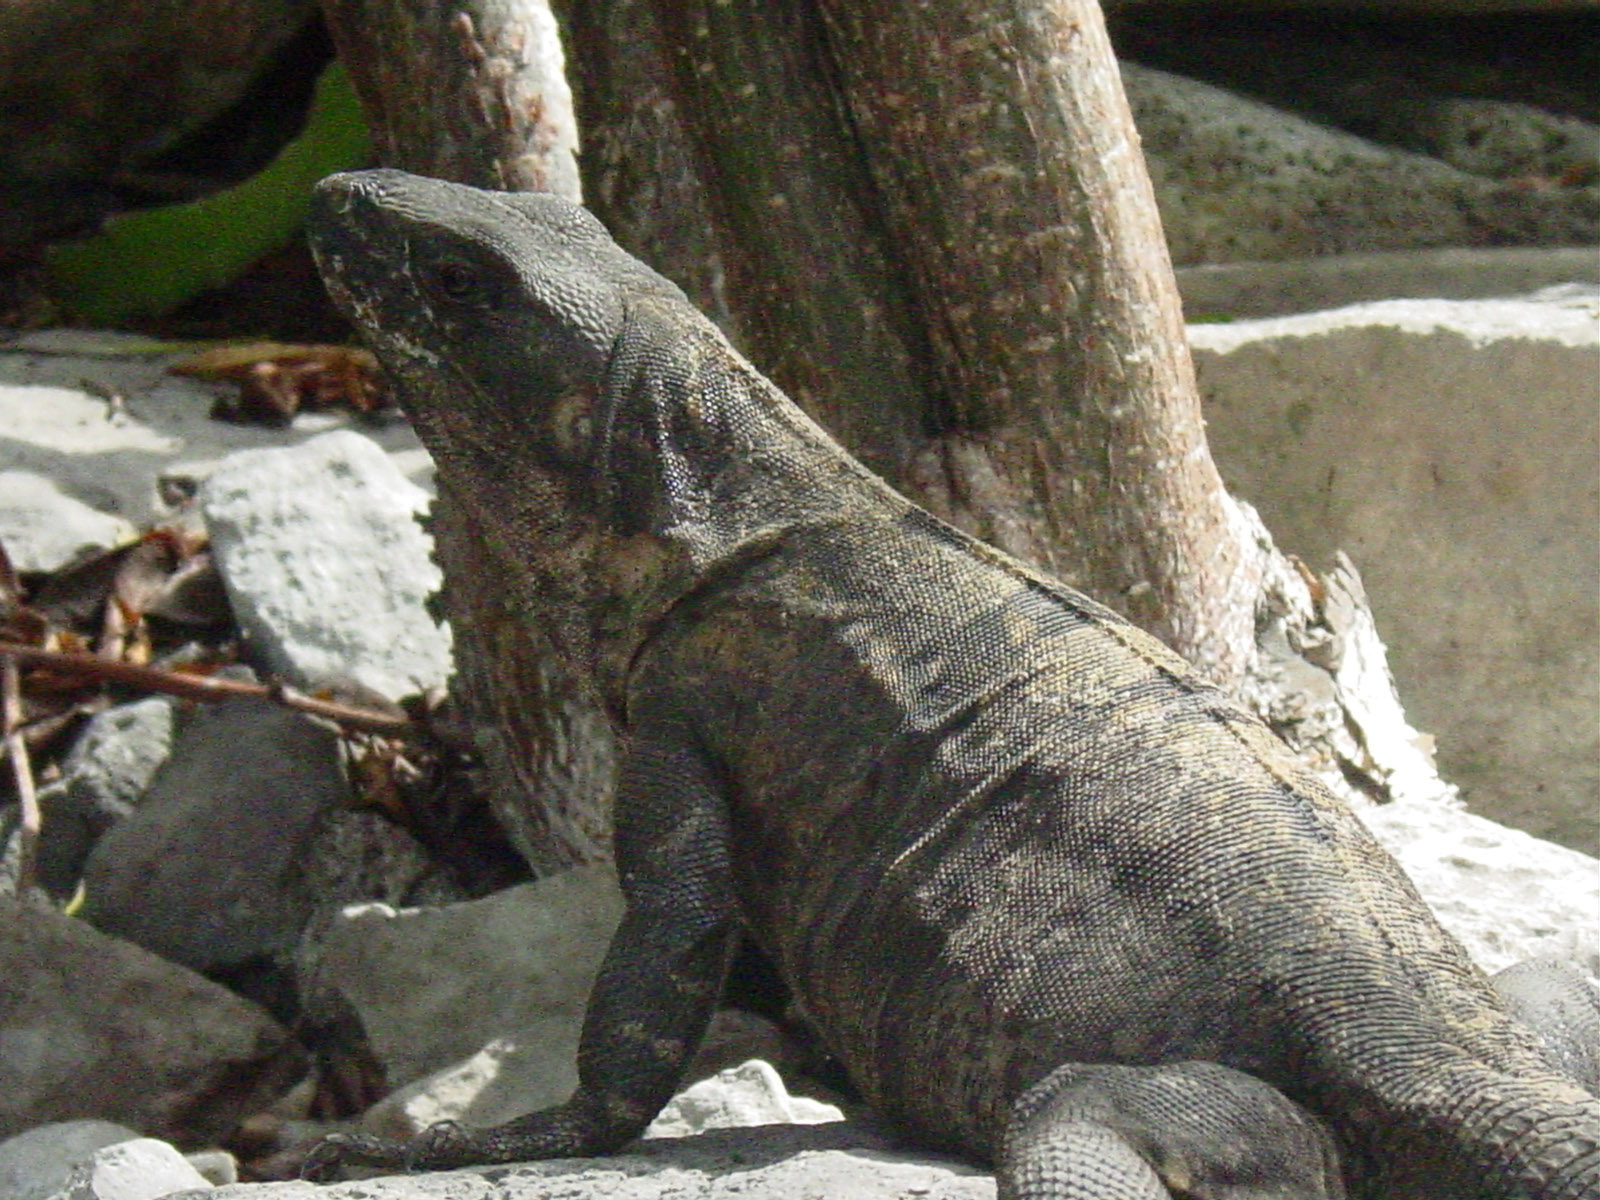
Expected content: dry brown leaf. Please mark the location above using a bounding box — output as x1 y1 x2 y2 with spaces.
170 342 385 424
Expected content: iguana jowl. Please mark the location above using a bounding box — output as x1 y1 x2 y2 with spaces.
305 169 1599 1200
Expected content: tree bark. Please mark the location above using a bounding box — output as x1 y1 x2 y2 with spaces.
812 0 1265 685
572 0 1261 683
322 0 580 196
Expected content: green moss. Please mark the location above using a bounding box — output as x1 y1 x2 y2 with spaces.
45 61 370 324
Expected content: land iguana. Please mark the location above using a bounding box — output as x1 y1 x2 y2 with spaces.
303 168 1599 1199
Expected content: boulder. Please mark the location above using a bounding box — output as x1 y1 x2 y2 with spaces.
310 867 623 1096
1124 63 1595 265
0 899 304 1143
79 697 348 974
1194 285 1599 851
12 697 176 900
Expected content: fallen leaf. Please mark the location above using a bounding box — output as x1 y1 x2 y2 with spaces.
170 341 383 424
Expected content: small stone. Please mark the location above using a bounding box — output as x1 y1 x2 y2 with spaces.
0 470 135 574
0 1121 142 1200
47 1138 210 1200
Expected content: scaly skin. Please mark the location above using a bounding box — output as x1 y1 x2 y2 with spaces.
303 169 1599 1199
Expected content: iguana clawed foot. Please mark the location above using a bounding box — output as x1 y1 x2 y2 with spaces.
299 1120 479 1181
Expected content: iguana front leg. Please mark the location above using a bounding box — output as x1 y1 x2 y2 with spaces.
302 728 737 1179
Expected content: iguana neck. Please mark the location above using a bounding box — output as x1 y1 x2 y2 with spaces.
581 301 888 701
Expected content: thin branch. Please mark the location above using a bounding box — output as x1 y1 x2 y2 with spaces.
2 656 40 895
0 642 419 738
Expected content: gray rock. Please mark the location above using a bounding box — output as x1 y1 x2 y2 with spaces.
1194 287 1599 851
10 697 179 899
0 1121 141 1200
169 1121 995 1200
1125 63 1596 265
0 332 429 529
0 898 304 1143
45 1138 211 1200
183 1149 239 1187
0 469 135 573
644 1060 842 1139
361 1010 805 1145
79 697 348 972
200 430 452 702
1173 246 1597 322
1358 799 1600 977
313 867 623 1096
58 696 177 822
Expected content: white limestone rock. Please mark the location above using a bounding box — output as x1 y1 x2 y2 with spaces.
200 430 452 702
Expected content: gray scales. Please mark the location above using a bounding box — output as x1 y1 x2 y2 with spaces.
303 169 1599 1200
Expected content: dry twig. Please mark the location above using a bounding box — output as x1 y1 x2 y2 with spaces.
2 655 41 895
0 642 418 738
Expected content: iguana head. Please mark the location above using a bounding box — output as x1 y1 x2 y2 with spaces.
307 169 686 478
307 169 872 692
307 169 694 677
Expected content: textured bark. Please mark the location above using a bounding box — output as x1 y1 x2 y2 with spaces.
812 0 1262 684
565 0 932 483
428 478 612 870
322 0 579 196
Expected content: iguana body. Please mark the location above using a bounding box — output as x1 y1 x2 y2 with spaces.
305 169 1599 1199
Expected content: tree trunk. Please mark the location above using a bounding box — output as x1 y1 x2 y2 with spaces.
322 0 580 195
564 0 1448 807
570 0 1265 683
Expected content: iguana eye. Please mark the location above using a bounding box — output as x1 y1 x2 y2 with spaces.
430 260 481 300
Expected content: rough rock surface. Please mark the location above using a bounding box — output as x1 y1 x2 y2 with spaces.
314 867 624 1098
644 1061 843 1139
1173 246 1596 322
0 899 304 1143
1360 799 1600 976
0 1121 142 1200
0 469 135 573
78 697 349 973
0 329 429 528
173 1120 996 1200
48 1137 212 1200
0 0 317 249
1193 285 1599 851
1125 62 1595 265
3 696 175 899
200 429 452 701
